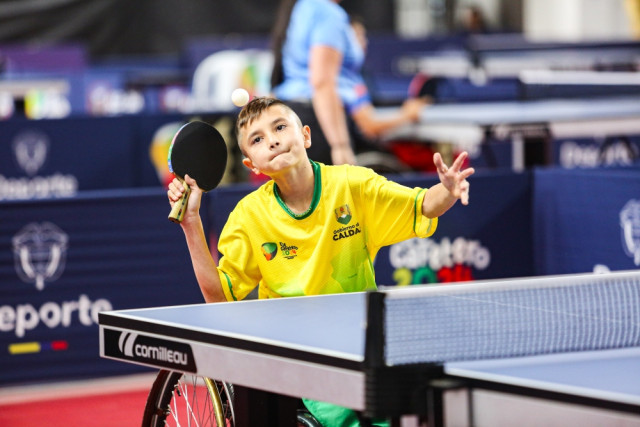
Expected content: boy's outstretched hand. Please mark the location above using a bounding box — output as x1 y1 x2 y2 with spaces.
434 151 475 205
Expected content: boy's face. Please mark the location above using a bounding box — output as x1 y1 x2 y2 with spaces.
239 105 311 176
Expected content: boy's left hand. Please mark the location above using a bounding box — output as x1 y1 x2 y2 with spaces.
434 151 475 205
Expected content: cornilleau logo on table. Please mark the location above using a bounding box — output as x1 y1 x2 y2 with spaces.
118 331 137 357
103 328 197 372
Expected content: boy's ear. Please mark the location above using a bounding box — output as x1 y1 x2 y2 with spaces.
302 125 312 148
242 157 262 175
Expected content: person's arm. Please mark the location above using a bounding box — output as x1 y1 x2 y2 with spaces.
308 45 356 165
422 152 475 218
167 174 227 303
351 97 428 140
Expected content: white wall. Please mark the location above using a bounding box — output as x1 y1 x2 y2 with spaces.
394 0 636 40
395 0 432 37
523 0 632 40
394 0 504 37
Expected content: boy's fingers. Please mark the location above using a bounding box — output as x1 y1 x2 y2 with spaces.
451 151 468 170
461 192 469 205
460 181 470 205
461 167 475 179
433 152 443 168
433 153 449 174
184 174 201 191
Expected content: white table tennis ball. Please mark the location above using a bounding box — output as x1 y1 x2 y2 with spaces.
231 88 250 107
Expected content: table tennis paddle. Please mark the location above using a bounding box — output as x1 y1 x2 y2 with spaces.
168 121 228 223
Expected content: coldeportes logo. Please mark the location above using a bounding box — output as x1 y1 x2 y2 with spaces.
0 130 78 200
1 294 113 338
13 222 68 291
13 131 48 176
3 221 114 340
261 242 278 260
103 329 197 372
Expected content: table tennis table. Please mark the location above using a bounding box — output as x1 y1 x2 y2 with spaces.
380 95 640 171
99 270 640 426
399 39 640 79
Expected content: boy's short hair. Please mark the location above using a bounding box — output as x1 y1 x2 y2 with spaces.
235 96 302 145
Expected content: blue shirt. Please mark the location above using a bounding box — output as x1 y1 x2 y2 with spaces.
272 0 371 114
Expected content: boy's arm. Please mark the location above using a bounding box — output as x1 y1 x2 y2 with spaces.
168 174 227 303
422 152 475 218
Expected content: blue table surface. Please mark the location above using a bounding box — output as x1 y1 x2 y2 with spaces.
412 96 640 125
446 346 640 403
105 292 368 360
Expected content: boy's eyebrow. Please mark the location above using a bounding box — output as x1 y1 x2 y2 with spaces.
246 116 288 141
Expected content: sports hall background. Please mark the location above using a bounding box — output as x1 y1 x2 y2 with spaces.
1 0 639 425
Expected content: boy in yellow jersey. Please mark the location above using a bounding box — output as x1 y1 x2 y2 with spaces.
167 96 474 426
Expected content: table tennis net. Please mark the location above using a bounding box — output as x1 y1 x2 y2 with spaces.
383 272 640 366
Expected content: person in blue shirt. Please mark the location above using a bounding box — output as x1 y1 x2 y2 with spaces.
270 0 426 167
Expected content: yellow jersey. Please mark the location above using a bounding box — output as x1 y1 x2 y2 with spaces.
218 161 437 301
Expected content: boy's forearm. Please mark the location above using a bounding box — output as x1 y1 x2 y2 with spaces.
181 218 227 303
421 183 458 218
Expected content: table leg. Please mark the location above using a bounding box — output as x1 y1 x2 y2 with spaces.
233 385 299 427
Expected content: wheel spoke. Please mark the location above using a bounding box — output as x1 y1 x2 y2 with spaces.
143 371 234 427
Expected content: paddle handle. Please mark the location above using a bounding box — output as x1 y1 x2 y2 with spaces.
168 178 191 224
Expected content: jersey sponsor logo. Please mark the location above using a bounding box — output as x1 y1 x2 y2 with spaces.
279 242 298 259
103 328 197 372
335 205 352 225
333 223 362 241
261 242 278 260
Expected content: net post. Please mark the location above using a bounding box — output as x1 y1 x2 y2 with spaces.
364 291 385 369
363 290 443 421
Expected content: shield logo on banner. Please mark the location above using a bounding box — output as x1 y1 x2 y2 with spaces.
13 131 49 176
13 222 68 291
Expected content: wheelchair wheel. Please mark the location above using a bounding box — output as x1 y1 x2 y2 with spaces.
142 369 235 426
297 409 324 427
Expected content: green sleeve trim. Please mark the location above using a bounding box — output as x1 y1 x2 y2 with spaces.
413 188 426 234
222 272 237 301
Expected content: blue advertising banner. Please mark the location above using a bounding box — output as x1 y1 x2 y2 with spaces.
0 188 204 385
533 167 640 275
373 171 534 285
0 113 185 200
553 136 640 169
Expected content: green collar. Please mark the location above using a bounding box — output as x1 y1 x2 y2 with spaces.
274 160 321 220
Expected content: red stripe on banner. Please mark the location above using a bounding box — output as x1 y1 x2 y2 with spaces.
50 341 68 351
